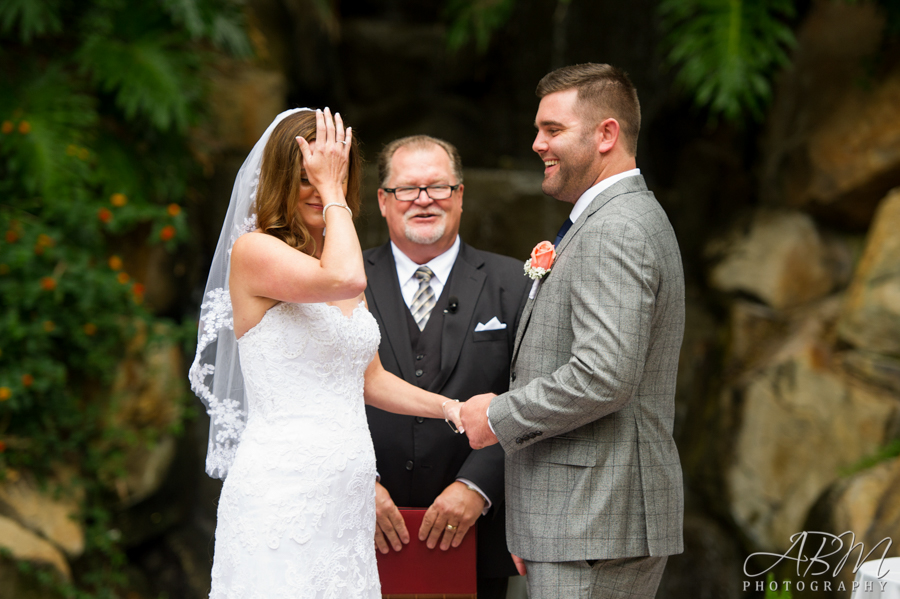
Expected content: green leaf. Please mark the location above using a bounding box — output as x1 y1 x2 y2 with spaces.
0 0 62 42
659 0 796 123
78 35 195 132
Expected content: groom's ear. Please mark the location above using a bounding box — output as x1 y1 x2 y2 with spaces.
596 118 620 154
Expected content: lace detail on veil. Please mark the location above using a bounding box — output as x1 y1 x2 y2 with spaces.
189 286 246 477
190 108 310 479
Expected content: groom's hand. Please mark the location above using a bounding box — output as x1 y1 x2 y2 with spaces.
459 393 499 449
419 481 484 551
374 482 409 553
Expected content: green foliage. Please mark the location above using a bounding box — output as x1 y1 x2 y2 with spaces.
444 0 517 52
659 0 796 123
0 0 247 595
841 438 900 477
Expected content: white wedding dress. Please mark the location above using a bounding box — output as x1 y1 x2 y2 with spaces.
209 301 382 599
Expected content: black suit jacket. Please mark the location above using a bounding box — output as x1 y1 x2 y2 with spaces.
364 241 529 578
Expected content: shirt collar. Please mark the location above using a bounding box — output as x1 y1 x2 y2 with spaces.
569 168 641 223
390 236 461 286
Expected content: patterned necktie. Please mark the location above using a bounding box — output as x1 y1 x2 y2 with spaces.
411 266 436 331
554 218 574 247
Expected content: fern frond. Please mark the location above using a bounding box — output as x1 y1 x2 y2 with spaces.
0 67 97 197
659 0 796 123
445 0 516 52
78 35 195 132
0 0 62 42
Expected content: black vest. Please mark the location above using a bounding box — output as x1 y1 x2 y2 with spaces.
404 270 454 391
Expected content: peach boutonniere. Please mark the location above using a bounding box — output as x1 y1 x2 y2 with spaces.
524 240 555 280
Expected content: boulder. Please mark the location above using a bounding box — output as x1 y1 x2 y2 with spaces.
803 456 900 595
206 60 287 153
105 323 185 506
0 475 83 557
707 211 847 309
761 0 900 227
724 297 900 551
0 515 70 581
837 189 900 355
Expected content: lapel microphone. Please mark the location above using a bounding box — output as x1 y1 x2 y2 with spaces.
445 297 459 314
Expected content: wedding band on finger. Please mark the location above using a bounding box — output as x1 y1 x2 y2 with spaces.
446 524 458 532
340 140 348 145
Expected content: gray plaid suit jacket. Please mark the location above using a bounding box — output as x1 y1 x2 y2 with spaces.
489 175 685 562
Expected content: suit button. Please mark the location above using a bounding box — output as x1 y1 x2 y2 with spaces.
536 431 542 436
416 354 424 361
515 437 523 444
406 461 414 470
415 369 423 377
511 372 517 382
416 417 424 423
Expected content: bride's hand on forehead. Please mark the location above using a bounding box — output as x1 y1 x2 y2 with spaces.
294 107 352 195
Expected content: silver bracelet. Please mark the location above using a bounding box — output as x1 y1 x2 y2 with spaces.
322 202 351 224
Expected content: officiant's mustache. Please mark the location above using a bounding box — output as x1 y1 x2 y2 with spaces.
404 207 446 222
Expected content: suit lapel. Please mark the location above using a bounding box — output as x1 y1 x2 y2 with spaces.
433 243 485 392
365 244 417 383
510 175 650 364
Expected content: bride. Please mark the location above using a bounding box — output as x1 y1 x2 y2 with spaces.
190 107 464 598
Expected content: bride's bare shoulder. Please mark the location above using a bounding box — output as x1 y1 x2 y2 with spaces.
232 230 285 259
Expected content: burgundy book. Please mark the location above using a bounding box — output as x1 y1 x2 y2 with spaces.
376 508 477 599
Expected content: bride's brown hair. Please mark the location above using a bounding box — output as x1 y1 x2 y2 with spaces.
255 110 362 255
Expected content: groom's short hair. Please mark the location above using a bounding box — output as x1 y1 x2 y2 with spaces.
378 135 464 187
536 63 641 156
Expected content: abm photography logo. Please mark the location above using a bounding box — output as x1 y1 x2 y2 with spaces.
744 531 893 593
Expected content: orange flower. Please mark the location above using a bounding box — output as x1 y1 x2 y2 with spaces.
34 245 44 256
530 241 556 271
5 230 17 243
160 225 176 241
43 320 55 333
167 203 181 217
98 208 112 223
21 374 33 387
0 387 10 401
18 121 31 134
108 255 123 270
132 283 145 296
36 234 54 247
117 272 130 284
1 121 12 134
40 277 56 291
0 441 6 453
83 323 97 336
111 193 127 207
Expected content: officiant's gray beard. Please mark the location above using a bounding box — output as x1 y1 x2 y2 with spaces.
404 210 446 245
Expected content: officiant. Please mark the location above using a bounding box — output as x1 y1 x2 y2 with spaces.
364 135 529 598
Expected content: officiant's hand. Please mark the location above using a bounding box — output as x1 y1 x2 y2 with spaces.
460 393 499 449
374 482 409 553
419 481 484 550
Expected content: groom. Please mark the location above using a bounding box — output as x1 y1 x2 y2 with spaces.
460 63 686 598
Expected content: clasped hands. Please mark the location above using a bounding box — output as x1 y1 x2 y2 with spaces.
441 392 499 450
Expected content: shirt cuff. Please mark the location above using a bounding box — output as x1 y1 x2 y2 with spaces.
486 404 496 435
456 478 491 515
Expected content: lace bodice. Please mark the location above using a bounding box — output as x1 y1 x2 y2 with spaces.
210 301 383 599
237 301 380 427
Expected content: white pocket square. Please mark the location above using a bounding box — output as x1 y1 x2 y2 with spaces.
474 317 507 332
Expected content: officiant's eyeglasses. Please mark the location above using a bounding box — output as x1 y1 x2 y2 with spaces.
382 184 460 201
